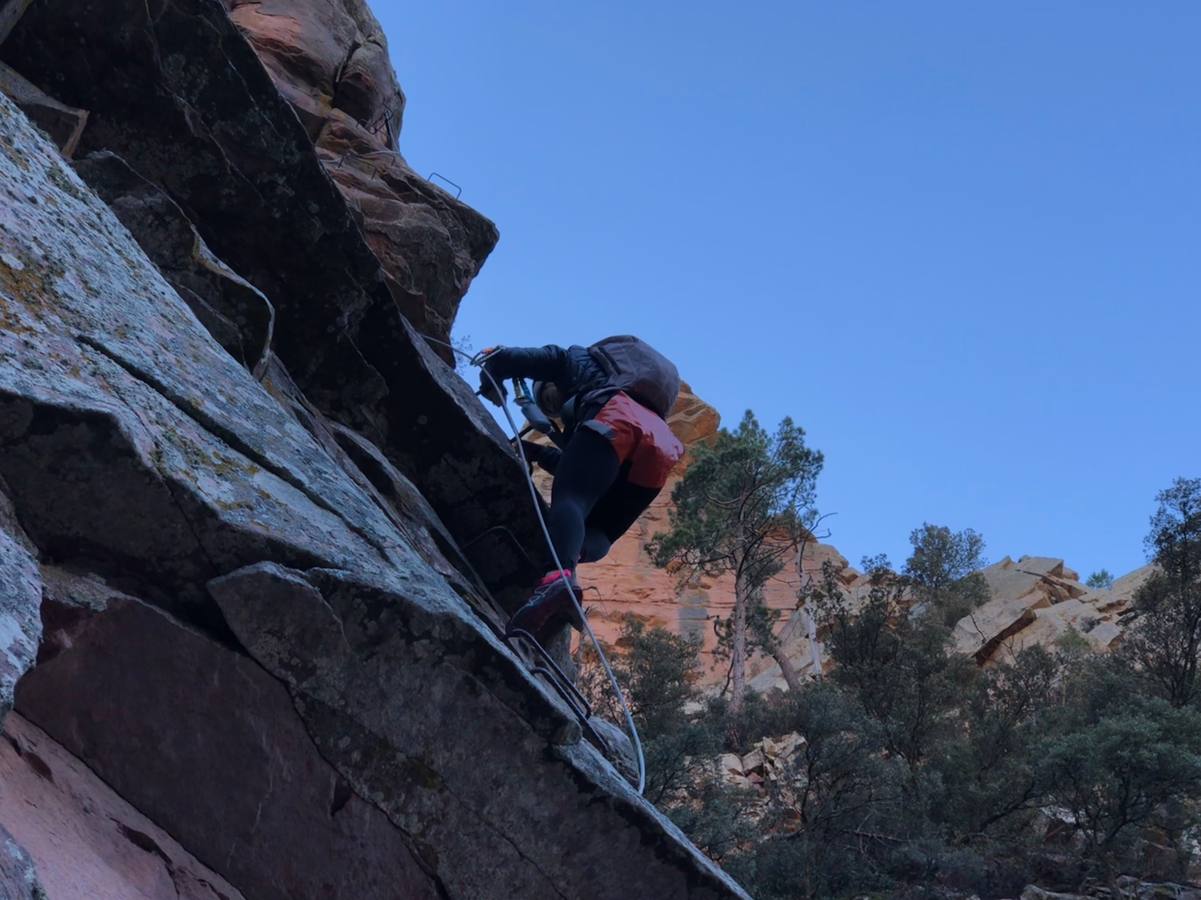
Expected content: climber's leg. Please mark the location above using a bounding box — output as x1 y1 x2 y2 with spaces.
544 427 621 568
507 428 619 641
579 479 662 563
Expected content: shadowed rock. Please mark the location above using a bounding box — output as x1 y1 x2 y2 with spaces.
0 0 34 43
15 568 441 900
0 62 87 157
224 0 497 344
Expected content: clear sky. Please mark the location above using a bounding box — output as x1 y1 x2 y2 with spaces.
379 2 1199 579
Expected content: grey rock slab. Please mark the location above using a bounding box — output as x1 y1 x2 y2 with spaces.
0 485 39 725
211 562 751 900
0 823 42 900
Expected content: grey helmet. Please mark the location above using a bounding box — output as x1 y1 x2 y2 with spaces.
532 381 577 425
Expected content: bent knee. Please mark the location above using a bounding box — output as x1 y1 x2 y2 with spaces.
579 529 613 564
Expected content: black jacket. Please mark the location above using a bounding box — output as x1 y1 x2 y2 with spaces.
483 344 620 472
483 344 618 426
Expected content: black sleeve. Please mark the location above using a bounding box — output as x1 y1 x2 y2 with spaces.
484 345 570 382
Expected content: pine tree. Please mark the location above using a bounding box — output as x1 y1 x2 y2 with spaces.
649 411 823 714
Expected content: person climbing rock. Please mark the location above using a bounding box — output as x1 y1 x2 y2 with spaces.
478 335 686 643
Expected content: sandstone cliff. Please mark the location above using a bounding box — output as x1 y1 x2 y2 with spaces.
0 1 748 897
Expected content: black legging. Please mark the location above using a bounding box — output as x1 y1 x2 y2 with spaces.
547 428 662 569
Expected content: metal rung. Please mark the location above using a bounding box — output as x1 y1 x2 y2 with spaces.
505 627 592 720
463 525 541 571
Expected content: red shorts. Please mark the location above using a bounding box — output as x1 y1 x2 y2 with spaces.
583 393 685 489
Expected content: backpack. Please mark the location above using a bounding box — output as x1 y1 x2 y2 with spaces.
588 335 680 419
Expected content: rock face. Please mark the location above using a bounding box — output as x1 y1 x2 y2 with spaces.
19 568 437 900
2 0 548 603
74 151 275 377
0 8 749 898
746 553 1151 692
0 821 42 900
953 556 1148 665
0 489 38 722
1 712 241 900
224 0 498 347
0 61 87 157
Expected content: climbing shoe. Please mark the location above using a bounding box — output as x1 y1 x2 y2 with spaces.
506 570 584 644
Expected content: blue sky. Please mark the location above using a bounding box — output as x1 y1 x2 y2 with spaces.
379 2 1199 579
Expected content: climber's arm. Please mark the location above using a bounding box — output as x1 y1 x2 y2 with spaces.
481 345 570 383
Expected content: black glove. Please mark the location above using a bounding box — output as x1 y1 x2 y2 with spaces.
477 367 507 406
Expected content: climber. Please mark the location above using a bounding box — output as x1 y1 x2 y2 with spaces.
478 336 686 643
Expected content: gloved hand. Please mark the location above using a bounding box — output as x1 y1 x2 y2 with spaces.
477 367 507 406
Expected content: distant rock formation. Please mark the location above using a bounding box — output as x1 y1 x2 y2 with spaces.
744 554 1152 693
953 556 1149 664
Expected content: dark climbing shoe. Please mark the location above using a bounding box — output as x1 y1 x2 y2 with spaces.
506 572 583 644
